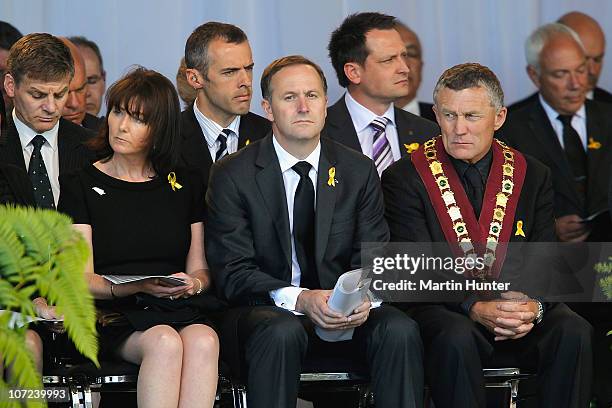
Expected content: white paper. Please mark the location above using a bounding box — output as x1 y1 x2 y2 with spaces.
102 275 186 286
315 268 372 342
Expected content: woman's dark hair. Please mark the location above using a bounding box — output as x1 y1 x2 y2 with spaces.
91 66 180 176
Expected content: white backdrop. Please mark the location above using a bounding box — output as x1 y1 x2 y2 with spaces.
2 0 611 114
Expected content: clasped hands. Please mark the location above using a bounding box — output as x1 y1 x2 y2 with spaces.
469 291 539 341
295 289 371 330
139 272 201 300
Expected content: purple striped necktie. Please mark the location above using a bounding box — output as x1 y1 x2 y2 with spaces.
371 117 393 175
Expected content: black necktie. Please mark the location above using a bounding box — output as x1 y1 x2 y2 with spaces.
28 135 55 209
557 114 587 201
464 165 483 218
292 161 319 289
215 129 231 161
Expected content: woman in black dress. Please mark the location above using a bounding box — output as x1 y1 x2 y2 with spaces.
59 67 219 408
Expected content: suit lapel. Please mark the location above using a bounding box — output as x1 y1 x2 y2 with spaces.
325 97 362 152
529 101 584 209
238 114 253 148
181 106 213 170
314 139 338 267
395 107 419 158
585 101 609 210
254 135 292 271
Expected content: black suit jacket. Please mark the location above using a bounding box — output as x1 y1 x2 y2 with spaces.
0 116 95 186
0 163 35 206
382 149 559 302
498 98 611 222
179 106 270 190
81 113 103 133
418 101 436 122
323 96 439 158
205 134 390 304
509 87 612 112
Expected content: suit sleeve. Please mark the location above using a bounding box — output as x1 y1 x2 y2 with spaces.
381 161 433 242
205 163 291 303
351 161 390 268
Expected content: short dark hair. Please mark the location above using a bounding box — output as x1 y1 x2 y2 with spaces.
261 55 327 100
68 35 105 71
92 67 180 176
0 21 22 51
184 22 248 77
328 12 396 87
7 33 74 85
433 63 505 110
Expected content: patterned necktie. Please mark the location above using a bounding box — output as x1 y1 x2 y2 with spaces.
215 129 232 161
557 114 587 202
28 135 55 209
292 161 319 289
371 117 393 175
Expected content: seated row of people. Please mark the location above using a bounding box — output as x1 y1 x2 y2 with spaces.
1 11 606 408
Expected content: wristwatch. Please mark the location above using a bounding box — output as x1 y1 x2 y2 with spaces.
535 301 544 324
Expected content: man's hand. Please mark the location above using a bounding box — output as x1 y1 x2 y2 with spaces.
555 214 590 242
296 290 366 330
469 293 538 341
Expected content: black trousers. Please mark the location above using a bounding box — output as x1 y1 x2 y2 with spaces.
235 304 423 408
411 303 593 408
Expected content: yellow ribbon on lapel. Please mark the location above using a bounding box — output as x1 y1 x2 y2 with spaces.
168 172 183 191
587 137 601 150
404 143 420 154
245 139 250 146
327 167 336 187
515 220 525 237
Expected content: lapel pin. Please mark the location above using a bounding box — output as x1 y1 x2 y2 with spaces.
168 172 183 191
327 167 337 187
245 139 250 146
404 142 420 154
587 137 601 150
515 220 525 237
92 187 105 196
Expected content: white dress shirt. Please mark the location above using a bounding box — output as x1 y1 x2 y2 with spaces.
193 100 240 161
400 98 421 117
13 109 61 206
268 135 321 311
344 92 401 161
539 94 587 150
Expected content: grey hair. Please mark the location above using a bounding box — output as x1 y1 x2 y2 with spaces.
525 23 585 74
433 63 504 111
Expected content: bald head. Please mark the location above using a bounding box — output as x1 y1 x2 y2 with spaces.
59 37 87 124
558 11 606 89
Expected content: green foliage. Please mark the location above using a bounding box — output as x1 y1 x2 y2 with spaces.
0 206 98 407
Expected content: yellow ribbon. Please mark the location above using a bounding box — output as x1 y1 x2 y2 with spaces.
167 172 183 191
327 167 336 187
245 139 250 146
515 220 525 237
587 137 601 150
404 142 420 154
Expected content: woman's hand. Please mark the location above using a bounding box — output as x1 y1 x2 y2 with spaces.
136 276 193 299
33 297 63 320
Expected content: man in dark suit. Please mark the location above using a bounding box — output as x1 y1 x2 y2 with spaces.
206 55 423 408
181 22 270 188
393 20 436 122
509 12 612 111
325 12 438 176
1 33 94 209
382 63 592 408
499 23 611 243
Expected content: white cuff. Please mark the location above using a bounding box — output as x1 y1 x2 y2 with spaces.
269 286 308 311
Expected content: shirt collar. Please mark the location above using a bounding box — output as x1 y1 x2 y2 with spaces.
449 147 493 184
272 135 321 175
344 92 395 133
538 93 586 123
12 108 60 151
193 100 241 148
